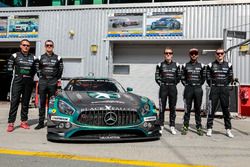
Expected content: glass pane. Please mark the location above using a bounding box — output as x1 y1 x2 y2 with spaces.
155 0 201 2
52 0 63 6
28 0 52 6
0 0 26 7
113 65 130 75
109 0 152 4
63 0 106 5
79 0 106 5
67 0 75 5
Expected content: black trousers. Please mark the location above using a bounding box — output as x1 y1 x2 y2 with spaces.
183 85 203 129
159 85 177 127
207 86 232 129
38 79 57 124
8 76 34 123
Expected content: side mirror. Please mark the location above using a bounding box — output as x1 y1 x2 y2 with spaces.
126 87 133 92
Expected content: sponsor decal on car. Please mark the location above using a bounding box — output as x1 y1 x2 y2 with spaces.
80 106 137 112
144 116 157 121
88 92 120 99
99 136 121 139
51 116 70 122
52 109 57 114
91 100 125 104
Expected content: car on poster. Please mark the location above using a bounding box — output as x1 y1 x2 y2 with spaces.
0 26 5 31
47 77 161 142
110 17 140 28
0 17 7 33
9 20 38 32
151 17 181 30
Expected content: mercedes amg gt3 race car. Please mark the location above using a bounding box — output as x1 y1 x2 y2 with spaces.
47 77 161 142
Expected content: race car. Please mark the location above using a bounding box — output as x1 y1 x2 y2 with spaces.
151 17 181 30
47 77 161 142
111 18 139 28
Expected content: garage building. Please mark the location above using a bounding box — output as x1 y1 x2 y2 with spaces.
0 0 249 110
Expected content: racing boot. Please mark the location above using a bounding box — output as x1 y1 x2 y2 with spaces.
34 122 45 130
197 127 204 136
181 126 188 135
159 126 164 134
170 126 176 135
20 121 30 129
206 129 212 137
7 123 14 132
226 129 234 138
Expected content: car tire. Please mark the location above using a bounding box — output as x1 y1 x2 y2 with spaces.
174 22 181 29
151 22 156 30
112 23 117 28
122 22 127 27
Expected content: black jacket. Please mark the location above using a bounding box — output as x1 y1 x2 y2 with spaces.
37 53 63 80
181 61 206 86
206 60 233 86
7 52 37 77
155 60 181 86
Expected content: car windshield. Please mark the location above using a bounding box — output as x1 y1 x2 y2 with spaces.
64 80 125 93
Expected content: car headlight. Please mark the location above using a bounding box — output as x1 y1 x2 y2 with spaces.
58 100 75 115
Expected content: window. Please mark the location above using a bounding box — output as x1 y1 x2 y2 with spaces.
0 0 26 7
109 0 152 4
113 65 130 75
65 80 119 92
0 0 214 7
155 0 203 2
62 0 105 5
28 0 52 6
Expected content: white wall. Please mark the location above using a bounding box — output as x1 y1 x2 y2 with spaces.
112 42 221 109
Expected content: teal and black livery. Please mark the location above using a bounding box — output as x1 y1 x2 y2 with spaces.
47 77 161 142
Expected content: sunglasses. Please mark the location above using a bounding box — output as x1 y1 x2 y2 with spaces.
46 44 53 47
216 52 224 55
164 52 173 55
190 52 198 55
22 44 30 47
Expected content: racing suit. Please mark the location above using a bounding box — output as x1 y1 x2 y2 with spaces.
155 61 181 127
181 61 206 129
37 53 63 124
7 52 37 123
206 60 233 130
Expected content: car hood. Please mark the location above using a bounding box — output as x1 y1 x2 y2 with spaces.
62 91 141 110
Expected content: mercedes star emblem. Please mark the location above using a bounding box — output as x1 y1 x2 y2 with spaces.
104 112 117 126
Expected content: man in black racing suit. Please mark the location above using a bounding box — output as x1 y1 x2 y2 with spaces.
155 47 181 135
181 48 206 136
35 40 63 130
7 39 37 132
206 48 234 138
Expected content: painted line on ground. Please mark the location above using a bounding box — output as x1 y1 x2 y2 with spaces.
0 148 211 167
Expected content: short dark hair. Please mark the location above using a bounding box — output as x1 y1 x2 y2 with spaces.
20 39 30 44
165 47 173 50
164 47 173 53
45 40 54 46
216 48 224 52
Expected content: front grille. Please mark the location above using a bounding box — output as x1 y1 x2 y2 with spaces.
77 110 141 126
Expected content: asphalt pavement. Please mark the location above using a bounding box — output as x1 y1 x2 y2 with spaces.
1 102 250 167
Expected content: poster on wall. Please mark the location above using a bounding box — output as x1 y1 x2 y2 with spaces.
0 17 8 38
107 13 143 37
8 15 39 38
146 12 183 36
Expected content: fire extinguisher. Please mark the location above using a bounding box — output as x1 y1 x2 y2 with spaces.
240 88 249 104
